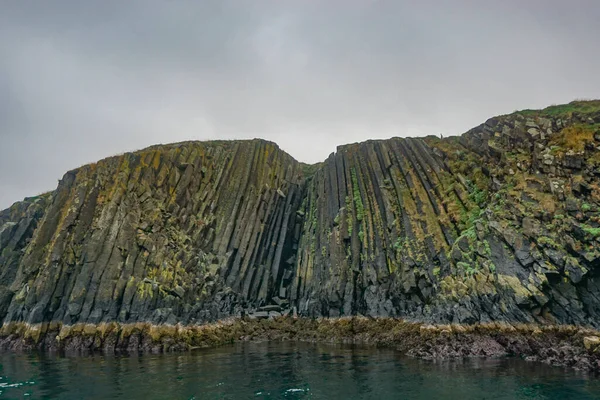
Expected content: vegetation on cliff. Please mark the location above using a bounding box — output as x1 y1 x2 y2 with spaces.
3 317 600 372
294 100 600 328
0 100 599 333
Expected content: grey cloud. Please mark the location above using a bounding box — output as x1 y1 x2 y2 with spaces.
1 0 599 208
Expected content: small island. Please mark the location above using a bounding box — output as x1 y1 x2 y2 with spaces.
1 100 600 372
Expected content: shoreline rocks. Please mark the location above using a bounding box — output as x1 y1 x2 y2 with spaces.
1 317 600 373
1 101 600 374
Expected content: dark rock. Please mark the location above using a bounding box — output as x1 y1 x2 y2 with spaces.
173 286 185 299
451 246 463 262
457 236 470 253
566 197 579 212
2 102 600 333
563 154 583 169
565 258 587 284
272 297 289 307
259 305 282 312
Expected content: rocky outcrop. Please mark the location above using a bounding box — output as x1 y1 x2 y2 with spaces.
292 137 460 318
0 193 52 323
0 140 304 325
1 100 600 331
293 101 600 326
3 319 600 372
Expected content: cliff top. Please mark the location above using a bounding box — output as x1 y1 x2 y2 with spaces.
505 99 600 119
4 99 600 211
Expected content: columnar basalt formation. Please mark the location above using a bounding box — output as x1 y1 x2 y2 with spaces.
293 102 600 326
292 137 470 318
0 140 304 325
0 194 52 320
1 100 600 331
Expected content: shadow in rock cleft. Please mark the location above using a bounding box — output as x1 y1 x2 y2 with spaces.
0 101 600 367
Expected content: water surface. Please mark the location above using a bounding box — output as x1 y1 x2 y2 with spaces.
1 341 599 399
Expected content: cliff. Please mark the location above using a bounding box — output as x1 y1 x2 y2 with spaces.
294 100 600 327
1 100 600 330
0 140 304 325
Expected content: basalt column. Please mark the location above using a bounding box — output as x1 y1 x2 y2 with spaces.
291 138 463 318
0 140 305 325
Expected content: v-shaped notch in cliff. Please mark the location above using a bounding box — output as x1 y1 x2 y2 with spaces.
1 99 600 327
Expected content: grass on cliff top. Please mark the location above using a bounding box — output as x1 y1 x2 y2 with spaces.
512 99 600 119
300 162 323 178
549 124 596 152
24 191 54 201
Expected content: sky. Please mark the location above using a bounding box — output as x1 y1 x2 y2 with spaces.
1 1 599 210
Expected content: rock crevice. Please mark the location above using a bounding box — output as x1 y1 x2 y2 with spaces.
1 100 600 329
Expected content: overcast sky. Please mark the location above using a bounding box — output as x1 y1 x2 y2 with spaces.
1 1 599 209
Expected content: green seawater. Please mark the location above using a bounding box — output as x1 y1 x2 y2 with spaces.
1 341 599 399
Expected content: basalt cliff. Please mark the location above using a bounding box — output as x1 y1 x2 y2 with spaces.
2 100 600 334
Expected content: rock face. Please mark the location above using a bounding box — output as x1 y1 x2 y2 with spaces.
0 140 304 325
0 194 52 321
2 100 600 328
293 101 600 326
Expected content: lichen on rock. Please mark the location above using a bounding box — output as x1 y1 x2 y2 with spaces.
1 100 600 336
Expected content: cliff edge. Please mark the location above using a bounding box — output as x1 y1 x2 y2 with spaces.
1 100 600 330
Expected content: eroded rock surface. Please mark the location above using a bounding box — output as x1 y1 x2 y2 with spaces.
1 100 600 329
0 140 304 325
294 100 600 326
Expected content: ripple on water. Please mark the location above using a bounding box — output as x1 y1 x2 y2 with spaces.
0 342 599 399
